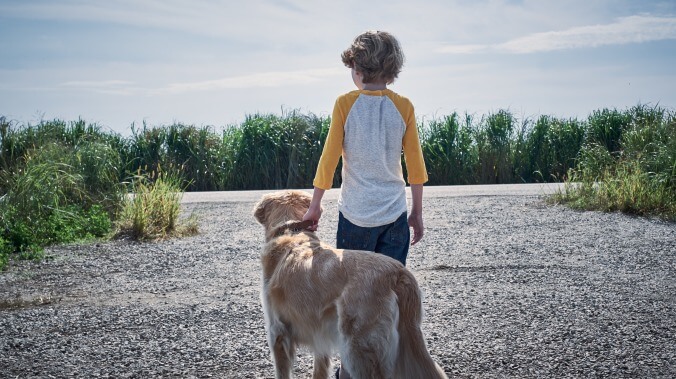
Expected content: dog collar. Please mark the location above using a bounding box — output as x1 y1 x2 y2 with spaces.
272 220 315 238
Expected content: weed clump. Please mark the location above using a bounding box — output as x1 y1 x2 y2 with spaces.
116 169 198 241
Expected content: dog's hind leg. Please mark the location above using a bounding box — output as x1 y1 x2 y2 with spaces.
338 326 393 377
340 344 389 379
338 292 398 379
312 354 330 379
270 329 296 379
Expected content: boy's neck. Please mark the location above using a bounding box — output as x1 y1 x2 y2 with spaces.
361 82 387 91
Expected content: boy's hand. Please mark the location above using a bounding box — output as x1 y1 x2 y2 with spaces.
303 187 326 231
302 204 322 231
408 212 424 245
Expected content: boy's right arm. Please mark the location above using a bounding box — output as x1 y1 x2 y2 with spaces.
304 97 346 231
302 187 325 231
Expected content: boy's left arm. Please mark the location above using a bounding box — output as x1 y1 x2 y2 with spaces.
402 112 427 245
408 184 424 245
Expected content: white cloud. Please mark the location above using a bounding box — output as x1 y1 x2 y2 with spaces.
0 1 224 35
434 44 488 54
437 15 676 54
499 15 676 53
160 68 344 94
0 0 341 43
48 67 345 96
52 79 142 96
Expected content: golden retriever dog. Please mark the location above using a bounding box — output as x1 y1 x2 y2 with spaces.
253 190 447 379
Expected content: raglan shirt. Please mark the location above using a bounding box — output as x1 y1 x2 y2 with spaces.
313 89 428 227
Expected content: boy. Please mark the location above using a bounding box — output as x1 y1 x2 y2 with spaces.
303 30 428 378
303 30 428 266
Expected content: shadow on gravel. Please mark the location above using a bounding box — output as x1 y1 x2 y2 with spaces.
0 296 60 311
426 264 561 272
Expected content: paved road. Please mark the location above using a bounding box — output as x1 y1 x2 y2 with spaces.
180 183 567 203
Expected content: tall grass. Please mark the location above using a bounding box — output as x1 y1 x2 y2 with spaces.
1 119 150 270
0 142 117 264
0 118 125 189
420 113 476 185
123 111 331 191
2 105 671 193
125 123 226 191
514 116 586 182
221 111 330 190
474 110 516 183
553 104 675 220
419 110 589 185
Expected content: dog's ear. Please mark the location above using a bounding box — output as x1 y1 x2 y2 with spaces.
253 197 269 225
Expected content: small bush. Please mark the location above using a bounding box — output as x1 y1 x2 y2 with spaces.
0 236 11 270
0 208 45 263
116 171 198 240
42 205 112 244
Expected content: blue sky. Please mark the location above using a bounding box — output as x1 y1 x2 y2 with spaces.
1 0 675 135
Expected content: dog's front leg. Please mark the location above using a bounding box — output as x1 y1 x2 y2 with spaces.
262 283 296 378
312 354 330 379
270 328 296 379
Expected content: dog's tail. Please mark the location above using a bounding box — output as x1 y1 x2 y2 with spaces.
393 269 448 379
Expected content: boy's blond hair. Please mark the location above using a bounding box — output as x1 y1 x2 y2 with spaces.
341 30 404 85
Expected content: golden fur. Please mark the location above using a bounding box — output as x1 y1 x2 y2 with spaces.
253 190 447 379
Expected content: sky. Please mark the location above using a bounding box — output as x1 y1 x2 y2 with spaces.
1 0 675 135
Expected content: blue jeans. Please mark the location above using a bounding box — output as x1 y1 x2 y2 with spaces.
336 212 410 266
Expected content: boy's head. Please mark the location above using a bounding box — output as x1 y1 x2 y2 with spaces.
341 31 404 85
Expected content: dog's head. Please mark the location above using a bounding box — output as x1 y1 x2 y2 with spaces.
253 190 314 240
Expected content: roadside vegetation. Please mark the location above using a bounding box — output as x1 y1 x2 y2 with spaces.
551 105 675 219
0 119 196 270
1 104 673 270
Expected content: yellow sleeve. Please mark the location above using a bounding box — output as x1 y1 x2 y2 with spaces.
313 98 346 190
401 103 428 185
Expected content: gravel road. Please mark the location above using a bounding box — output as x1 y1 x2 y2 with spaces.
1 184 674 378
